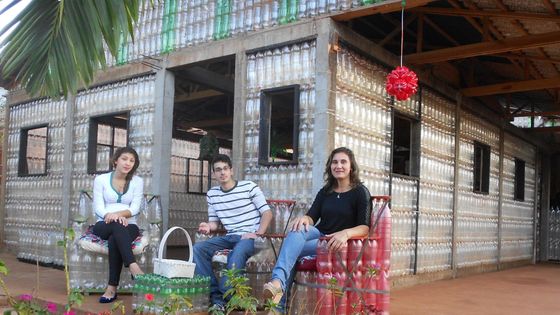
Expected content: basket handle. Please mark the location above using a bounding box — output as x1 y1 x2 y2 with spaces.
158 226 193 263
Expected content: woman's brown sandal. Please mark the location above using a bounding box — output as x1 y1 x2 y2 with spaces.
263 282 283 303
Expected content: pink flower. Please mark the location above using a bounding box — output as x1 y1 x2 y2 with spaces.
18 294 33 301
144 293 154 302
63 311 76 315
46 302 57 313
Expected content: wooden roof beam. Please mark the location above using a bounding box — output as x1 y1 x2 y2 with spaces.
493 53 560 64
411 7 560 22
405 30 560 64
461 77 560 97
510 110 560 117
492 0 560 99
175 89 223 103
332 0 436 21
177 66 234 94
379 14 417 47
527 126 560 133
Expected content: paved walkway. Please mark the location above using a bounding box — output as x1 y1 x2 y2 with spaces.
0 247 558 314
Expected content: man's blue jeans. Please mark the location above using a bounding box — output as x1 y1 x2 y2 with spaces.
271 226 323 309
193 234 254 306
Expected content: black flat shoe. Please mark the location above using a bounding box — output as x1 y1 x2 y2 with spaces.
99 293 118 303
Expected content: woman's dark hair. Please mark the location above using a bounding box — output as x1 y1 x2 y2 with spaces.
323 147 361 193
111 147 140 183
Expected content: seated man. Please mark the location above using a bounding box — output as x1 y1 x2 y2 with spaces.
193 154 273 310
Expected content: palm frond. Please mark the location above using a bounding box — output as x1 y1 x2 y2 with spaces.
0 0 142 97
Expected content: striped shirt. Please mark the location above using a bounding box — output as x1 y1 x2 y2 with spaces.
207 180 271 235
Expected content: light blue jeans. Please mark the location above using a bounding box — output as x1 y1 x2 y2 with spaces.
271 226 323 309
193 234 255 306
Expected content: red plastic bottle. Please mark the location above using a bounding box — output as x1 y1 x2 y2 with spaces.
376 205 392 271
332 242 348 274
347 238 363 272
316 238 332 273
333 271 348 315
348 270 363 314
317 272 334 315
362 237 378 271
362 266 377 311
376 269 390 314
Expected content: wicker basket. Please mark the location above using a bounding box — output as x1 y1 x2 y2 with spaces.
153 226 196 278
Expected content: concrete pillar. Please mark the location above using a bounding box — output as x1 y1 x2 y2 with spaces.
497 128 504 269
0 99 9 242
61 94 76 227
233 52 247 175
312 19 336 192
539 153 551 262
153 68 175 232
451 93 461 278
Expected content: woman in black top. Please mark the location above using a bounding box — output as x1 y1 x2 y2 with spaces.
263 147 372 305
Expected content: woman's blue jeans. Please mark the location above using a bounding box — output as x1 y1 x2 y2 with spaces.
271 226 323 310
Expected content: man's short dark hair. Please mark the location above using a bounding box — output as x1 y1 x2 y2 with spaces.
211 154 232 170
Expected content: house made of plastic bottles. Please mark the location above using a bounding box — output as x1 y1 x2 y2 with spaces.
2 0 559 302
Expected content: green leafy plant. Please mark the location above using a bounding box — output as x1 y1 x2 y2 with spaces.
221 268 258 315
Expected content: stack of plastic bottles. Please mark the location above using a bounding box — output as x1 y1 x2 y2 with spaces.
132 274 210 314
303 196 391 315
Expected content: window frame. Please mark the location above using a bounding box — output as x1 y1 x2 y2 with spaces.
473 141 490 194
391 112 420 178
514 158 525 201
18 124 49 177
258 85 300 166
185 157 212 195
87 111 130 175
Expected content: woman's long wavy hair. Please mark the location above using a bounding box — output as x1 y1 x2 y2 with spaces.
323 147 361 193
111 147 140 182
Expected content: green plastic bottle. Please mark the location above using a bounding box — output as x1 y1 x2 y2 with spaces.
288 0 298 22
279 0 288 24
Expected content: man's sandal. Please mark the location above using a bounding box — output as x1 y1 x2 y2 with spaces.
263 281 283 304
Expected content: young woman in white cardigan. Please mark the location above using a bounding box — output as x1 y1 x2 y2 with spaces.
92 147 145 303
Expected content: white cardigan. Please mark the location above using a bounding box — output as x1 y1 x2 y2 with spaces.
92 172 144 225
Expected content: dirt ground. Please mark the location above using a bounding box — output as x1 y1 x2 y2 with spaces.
0 248 558 314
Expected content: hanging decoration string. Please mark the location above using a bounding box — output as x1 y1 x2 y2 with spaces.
385 0 419 101
400 0 404 67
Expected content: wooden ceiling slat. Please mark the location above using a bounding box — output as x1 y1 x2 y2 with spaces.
510 110 560 117
461 77 560 97
493 53 560 64
492 0 560 102
411 7 560 22
405 30 560 64
332 0 436 21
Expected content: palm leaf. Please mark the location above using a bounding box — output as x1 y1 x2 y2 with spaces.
0 0 142 98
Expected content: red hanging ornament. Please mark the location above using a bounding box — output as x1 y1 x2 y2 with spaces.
386 66 418 101
385 0 418 101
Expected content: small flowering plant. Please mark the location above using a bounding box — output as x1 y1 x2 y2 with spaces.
135 292 192 315
0 228 125 315
9 293 56 315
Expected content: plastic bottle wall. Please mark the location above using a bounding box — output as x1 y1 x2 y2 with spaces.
416 89 455 274
69 76 157 232
456 112 500 268
6 98 67 265
501 134 535 262
105 0 388 66
167 140 231 246
243 40 317 219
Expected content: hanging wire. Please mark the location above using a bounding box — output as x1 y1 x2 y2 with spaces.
400 0 406 67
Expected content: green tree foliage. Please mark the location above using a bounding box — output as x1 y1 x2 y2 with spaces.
0 0 142 98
